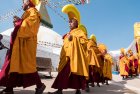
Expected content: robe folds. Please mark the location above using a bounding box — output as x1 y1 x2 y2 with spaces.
10 7 40 74
119 56 129 76
58 28 88 77
0 7 41 88
103 54 113 80
87 40 100 67
52 28 88 89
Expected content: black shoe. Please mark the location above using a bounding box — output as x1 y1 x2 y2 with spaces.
47 90 63 94
75 90 81 94
97 83 100 87
85 87 90 92
35 83 46 94
106 82 109 85
91 83 95 87
0 88 14 94
2 91 14 94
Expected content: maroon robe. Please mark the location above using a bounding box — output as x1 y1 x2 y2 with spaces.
52 61 86 90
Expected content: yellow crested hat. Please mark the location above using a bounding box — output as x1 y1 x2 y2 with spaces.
98 43 107 51
78 24 87 35
128 49 133 54
90 34 97 43
120 48 125 54
62 4 80 24
23 0 40 6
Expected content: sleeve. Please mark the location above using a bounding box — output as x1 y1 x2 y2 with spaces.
18 9 40 38
22 9 40 27
77 29 88 44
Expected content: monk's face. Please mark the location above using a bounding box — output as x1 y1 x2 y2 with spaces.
22 0 30 11
69 19 78 30
120 52 124 56
102 50 107 55
130 52 133 56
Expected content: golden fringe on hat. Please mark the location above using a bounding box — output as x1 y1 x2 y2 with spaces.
62 4 80 24
30 0 40 5
120 48 125 54
90 34 97 43
128 49 133 54
98 43 107 51
78 24 87 35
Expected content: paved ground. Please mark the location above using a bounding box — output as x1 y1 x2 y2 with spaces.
0 72 140 94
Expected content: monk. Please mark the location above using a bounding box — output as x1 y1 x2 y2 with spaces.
98 44 113 85
48 4 88 94
119 48 129 80
87 35 104 87
85 34 100 92
0 0 46 94
128 50 138 77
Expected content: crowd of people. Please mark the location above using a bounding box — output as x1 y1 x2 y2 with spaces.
1 0 139 94
119 48 140 80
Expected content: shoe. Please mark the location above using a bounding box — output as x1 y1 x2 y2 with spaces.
91 83 95 87
0 88 14 94
85 87 90 92
75 90 81 94
47 90 63 94
35 83 46 94
97 83 100 87
2 91 14 94
106 82 109 85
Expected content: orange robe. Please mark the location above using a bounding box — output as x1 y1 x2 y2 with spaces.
58 28 88 77
87 40 100 68
10 7 41 73
128 55 136 73
119 56 129 76
103 54 113 80
90 42 104 75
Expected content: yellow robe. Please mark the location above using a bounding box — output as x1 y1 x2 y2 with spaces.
128 55 135 72
10 7 41 73
87 40 100 68
103 54 113 80
90 41 104 74
58 28 88 77
119 56 129 76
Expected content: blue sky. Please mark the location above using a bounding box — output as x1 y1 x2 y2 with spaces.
0 0 140 51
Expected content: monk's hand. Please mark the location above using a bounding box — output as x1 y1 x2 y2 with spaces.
68 34 73 41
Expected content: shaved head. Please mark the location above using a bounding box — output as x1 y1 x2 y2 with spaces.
22 0 30 11
23 0 29 3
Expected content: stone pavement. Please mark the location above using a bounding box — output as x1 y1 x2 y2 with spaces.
0 72 140 94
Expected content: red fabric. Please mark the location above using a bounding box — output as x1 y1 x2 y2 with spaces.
81 0 85 4
62 34 67 39
119 55 124 60
129 60 133 67
134 59 138 68
52 62 86 90
0 20 22 84
125 64 129 73
29 0 35 7
88 66 101 83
